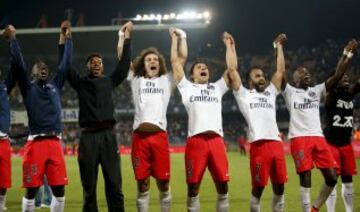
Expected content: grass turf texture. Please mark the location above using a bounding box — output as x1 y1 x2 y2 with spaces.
5 153 360 211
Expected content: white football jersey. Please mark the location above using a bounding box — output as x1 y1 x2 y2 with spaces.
283 83 326 138
128 71 173 131
234 83 282 142
177 76 228 137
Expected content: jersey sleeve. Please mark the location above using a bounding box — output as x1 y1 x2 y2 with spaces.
233 84 248 99
177 75 190 97
215 77 229 95
315 82 326 98
268 82 280 96
282 83 295 100
127 70 134 81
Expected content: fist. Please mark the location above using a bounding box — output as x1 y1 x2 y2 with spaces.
223 32 235 45
344 39 358 53
60 20 71 37
2 25 16 40
169 27 177 37
121 21 133 33
274 33 287 45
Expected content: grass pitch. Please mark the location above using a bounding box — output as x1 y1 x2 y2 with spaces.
5 153 360 211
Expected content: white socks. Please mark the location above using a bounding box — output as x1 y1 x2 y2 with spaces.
325 185 337 212
22 197 35 212
250 195 260 212
272 194 284 212
187 195 200 212
159 190 172 212
137 191 150 212
50 196 65 212
216 193 229 212
341 183 353 212
300 186 311 212
0 195 5 212
313 183 334 210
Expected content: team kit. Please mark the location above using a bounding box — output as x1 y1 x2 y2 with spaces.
0 21 358 212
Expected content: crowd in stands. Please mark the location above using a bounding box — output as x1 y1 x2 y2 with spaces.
4 38 360 147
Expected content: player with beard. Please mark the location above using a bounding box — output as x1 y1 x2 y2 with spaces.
282 39 358 212
324 73 358 212
170 29 235 212
123 29 187 212
4 21 72 212
228 33 287 212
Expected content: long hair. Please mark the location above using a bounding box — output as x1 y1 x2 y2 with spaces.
132 47 167 77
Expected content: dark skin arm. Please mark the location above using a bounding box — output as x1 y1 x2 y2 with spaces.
325 39 358 92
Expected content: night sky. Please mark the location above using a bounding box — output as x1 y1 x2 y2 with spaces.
1 0 360 52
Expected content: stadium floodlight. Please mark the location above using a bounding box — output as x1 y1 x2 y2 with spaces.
170 13 176 19
143 14 149 20
149 14 156 20
135 14 142 21
203 11 211 20
156 14 162 20
163 14 170 20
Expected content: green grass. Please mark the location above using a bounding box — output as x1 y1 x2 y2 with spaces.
5 153 360 211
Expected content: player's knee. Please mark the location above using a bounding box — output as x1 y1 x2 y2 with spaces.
138 179 150 193
187 183 200 197
299 171 311 187
325 173 337 187
51 185 65 197
216 182 228 194
156 179 169 192
25 187 39 199
341 175 352 183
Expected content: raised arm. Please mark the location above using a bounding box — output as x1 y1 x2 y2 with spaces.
110 21 132 87
325 39 358 91
53 20 73 89
170 27 186 84
271 33 287 90
3 25 29 96
223 32 241 91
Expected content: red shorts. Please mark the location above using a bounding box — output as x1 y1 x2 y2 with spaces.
185 133 229 184
23 137 68 188
250 140 287 187
290 136 338 173
131 131 170 180
327 143 357 176
0 138 11 188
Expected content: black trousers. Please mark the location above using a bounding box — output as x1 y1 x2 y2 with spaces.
78 129 124 212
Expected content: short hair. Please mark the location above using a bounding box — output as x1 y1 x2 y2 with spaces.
132 47 167 77
189 59 208 76
86 53 102 63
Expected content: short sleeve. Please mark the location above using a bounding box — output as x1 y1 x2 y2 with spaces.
233 84 248 99
177 76 190 96
315 82 326 98
127 70 134 81
268 82 280 96
214 77 229 95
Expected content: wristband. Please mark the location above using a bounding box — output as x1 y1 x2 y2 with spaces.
273 42 279 48
118 30 125 37
343 50 354 58
175 29 187 39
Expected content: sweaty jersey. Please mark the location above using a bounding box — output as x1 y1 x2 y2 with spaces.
177 76 228 137
128 72 173 131
283 83 326 139
324 89 354 146
234 83 282 142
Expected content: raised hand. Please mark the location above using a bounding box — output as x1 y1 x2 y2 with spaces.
60 20 71 38
344 39 358 53
2 25 16 40
119 21 133 38
223 32 235 46
273 33 287 47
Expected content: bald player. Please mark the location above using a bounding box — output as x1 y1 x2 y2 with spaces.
228 33 288 212
282 39 358 212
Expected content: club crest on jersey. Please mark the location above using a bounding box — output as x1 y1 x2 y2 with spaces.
308 91 316 98
263 91 270 97
207 84 215 90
